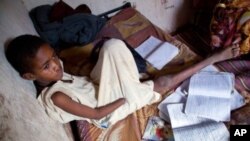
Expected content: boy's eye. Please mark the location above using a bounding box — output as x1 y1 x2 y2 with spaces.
43 64 49 69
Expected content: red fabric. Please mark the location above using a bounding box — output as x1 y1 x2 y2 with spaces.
192 0 219 9
49 0 74 22
49 0 92 22
74 4 91 14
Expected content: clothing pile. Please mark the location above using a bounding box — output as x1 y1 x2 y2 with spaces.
29 0 106 50
210 0 250 54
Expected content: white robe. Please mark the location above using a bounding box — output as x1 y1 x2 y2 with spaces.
37 39 161 128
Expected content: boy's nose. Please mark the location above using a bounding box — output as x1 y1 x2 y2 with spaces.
51 60 60 71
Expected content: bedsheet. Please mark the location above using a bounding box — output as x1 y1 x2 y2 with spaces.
59 7 249 141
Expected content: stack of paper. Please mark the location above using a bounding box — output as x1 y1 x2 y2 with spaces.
157 65 246 141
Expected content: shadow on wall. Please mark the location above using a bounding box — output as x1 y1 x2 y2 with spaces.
174 0 195 32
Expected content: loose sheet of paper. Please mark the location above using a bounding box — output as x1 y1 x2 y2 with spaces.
167 103 229 141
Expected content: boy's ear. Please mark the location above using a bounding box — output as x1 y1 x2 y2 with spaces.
22 73 36 80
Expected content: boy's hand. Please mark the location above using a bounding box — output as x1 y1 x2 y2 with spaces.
117 98 126 104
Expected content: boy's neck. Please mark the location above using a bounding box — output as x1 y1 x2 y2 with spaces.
34 81 56 94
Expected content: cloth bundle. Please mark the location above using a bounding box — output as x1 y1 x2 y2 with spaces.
210 0 250 54
29 1 106 50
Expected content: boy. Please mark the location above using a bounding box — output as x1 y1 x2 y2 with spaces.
5 34 240 128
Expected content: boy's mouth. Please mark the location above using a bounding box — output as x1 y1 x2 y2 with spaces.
57 66 63 79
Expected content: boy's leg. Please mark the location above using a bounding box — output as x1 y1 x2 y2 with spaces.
90 38 161 125
90 38 140 84
90 38 160 104
153 44 241 94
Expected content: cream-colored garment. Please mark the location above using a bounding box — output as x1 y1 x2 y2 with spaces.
38 39 161 128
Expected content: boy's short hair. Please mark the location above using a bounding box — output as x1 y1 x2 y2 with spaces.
5 35 47 75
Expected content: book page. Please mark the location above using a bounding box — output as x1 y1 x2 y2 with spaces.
185 72 234 121
158 65 245 122
167 104 229 141
146 42 179 70
167 104 211 128
158 89 187 122
231 89 245 110
135 36 162 58
185 96 231 121
188 72 234 98
135 36 179 70
174 122 229 141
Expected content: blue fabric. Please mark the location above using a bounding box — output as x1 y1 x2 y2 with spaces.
29 5 106 49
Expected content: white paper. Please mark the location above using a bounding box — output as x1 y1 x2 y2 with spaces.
167 104 229 141
185 72 234 121
135 36 179 70
157 83 188 122
231 89 245 110
158 65 245 122
158 111 170 122
135 36 162 58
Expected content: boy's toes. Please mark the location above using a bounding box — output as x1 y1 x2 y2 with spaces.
231 44 240 57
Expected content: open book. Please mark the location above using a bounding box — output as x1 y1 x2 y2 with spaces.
184 71 235 121
157 65 245 141
158 65 245 122
167 103 229 141
135 36 179 70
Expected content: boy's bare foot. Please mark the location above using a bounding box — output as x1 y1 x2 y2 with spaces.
153 44 240 95
211 44 240 63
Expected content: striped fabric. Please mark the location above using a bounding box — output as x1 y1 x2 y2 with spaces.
216 59 250 92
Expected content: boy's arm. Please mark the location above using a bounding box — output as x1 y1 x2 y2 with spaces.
51 92 126 120
160 45 241 93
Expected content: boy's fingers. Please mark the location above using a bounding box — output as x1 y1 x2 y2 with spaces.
231 44 239 49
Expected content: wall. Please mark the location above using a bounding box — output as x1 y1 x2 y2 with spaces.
22 0 194 33
0 0 72 141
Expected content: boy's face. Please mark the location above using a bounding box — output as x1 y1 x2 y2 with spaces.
24 44 63 85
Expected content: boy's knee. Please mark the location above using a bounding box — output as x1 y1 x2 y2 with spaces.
101 38 127 54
